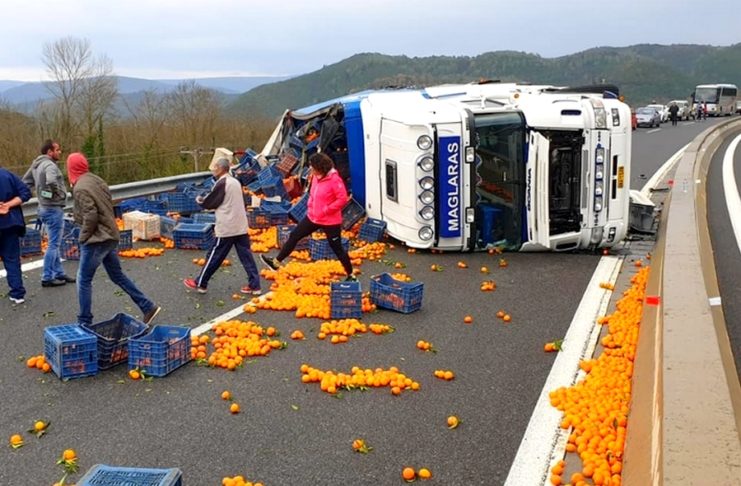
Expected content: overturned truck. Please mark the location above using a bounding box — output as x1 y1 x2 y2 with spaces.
246 82 632 252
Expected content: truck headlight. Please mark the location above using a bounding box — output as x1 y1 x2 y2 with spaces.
595 147 605 164
419 226 433 241
419 177 434 191
417 155 434 172
590 99 607 128
419 190 434 205
594 196 603 212
417 135 433 150
465 147 475 163
419 206 435 220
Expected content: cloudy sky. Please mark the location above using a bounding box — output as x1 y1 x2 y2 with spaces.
1 0 739 81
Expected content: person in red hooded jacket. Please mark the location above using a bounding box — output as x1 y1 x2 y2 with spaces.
261 152 355 280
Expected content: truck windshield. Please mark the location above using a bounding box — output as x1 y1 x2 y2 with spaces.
472 111 526 250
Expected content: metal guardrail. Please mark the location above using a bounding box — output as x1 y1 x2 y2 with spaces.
21 171 211 220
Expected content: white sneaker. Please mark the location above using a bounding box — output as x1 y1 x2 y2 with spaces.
9 296 25 304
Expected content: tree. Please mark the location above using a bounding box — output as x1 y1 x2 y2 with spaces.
166 80 220 147
41 36 118 155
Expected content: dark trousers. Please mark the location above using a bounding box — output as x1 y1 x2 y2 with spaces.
197 234 260 290
0 229 24 299
671 113 678 126
277 217 353 275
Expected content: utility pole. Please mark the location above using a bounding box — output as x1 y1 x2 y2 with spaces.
179 147 214 172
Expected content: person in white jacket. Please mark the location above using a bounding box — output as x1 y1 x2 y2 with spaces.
183 158 261 294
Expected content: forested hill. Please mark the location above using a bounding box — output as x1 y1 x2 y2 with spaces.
227 43 741 119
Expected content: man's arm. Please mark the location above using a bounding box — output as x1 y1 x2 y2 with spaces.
11 172 32 202
198 178 226 210
21 166 35 189
76 190 99 244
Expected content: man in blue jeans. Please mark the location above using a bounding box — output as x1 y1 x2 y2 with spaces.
22 140 75 287
67 152 161 325
0 164 32 304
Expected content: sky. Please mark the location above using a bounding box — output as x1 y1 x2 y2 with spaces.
1 0 740 81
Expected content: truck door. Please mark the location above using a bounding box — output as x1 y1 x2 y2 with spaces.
524 131 551 249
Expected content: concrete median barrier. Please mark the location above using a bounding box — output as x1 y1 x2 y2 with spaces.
623 118 741 485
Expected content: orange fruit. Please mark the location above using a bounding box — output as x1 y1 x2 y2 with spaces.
463 315 473 324
41 363 51 373
418 468 432 480
128 369 141 380
447 415 460 429
391 386 401 396
26 356 38 368
503 314 511 323
402 467 416 481
496 310 505 318
34 421 46 432
230 403 240 414
221 390 232 401
62 449 77 461
443 370 454 380
9 434 23 447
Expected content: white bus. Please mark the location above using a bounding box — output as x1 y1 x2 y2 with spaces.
692 84 738 117
263 83 632 251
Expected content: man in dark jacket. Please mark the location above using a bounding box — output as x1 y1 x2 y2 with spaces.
668 103 679 126
0 165 32 303
67 152 160 325
22 139 75 287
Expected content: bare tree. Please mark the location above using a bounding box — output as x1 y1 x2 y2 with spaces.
124 89 169 148
166 80 220 146
41 36 118 150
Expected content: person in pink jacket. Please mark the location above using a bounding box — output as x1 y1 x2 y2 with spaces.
261 152 355 280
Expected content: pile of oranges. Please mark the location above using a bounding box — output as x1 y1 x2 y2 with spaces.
249 227 278 253
160 237 175 249
416 340 434 352
118 247 165 258
221 475 264 486
191 320 286 370
480 280 496 292
547 266 649 486
433 369 456 381
300 364 420 396
26 355 51 373
390 273 412 282
316 318 394 342
348 241 387 265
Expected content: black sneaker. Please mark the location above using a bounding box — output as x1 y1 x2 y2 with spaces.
59 275 76 283
260 255 281 271
143 306 161 325
41 278 66 287
344 275 358 282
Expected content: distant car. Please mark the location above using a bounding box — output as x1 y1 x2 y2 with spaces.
668 100 692 120
635 107 661 127
631 111 637 130
647 104 669 123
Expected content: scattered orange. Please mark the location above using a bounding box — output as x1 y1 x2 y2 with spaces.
221 390 232 401
230 403 240 414
128 369 141 380
62 449 77 461
447 415 460 429
463 315 473 324
9 434 23 448
418 468 432 480
402 467 416 481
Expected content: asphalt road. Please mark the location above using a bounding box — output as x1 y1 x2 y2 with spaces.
706 126 741 377
0 122 714 485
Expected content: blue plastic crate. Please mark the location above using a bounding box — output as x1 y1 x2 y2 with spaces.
82 313 149 370
277 225 309 250
118 197 147 213
142 199 168 216
117 229 133 251
342 198 366 230
160 216 176 239
262 179 288 199
330 281 362 319
309 236 350 261
44 325 98 380
265 205 290 226
246 179 262 193
61 233 80 261
20 228 42 256
166 192 201 214
78 464 182 486
276 152 299 176
370 273 424 314
246 208 271 229
63 218 78 235
257 165 282 185
289 193 309 222
129 326 191 377
359 218 387 243
173 223 214 250
192 212 216 224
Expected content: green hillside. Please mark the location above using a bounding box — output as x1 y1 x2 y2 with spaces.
227 43 741 119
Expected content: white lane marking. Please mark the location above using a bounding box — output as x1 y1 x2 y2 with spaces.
640 143 689 197
722 134 741 255
504 255 624 486
646 128 662 134
190 294 269 336
0 259 45 279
